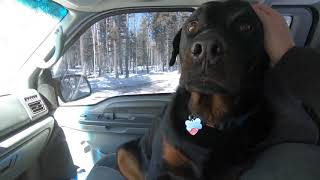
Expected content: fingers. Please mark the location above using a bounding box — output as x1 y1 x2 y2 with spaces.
252 4 269 23
251 3 295 66
252 4 284 22
253 4 273 15
253 4 269 17
252 4 288 32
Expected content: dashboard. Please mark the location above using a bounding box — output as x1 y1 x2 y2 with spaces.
0 89 53 180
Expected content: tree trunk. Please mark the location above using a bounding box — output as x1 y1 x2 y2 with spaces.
143 40 149 74
161 42 165 72
113 40 119 78
97 21 106 76
166 33 170 72
80 35 87 76
125 39 129 78
125 15 129 78
119 40 123 75
105 19 110 73
134 16 138 74
148 45 152 73
91 24 97 76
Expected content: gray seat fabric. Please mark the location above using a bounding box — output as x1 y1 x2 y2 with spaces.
241 143 320 180
87 143 320 180
86 166 124 180
94 153 117 170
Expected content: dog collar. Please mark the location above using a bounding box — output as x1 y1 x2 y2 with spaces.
215 111 255 130
185 115 203 135
185 110 257 135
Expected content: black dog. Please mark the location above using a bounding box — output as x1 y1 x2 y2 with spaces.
117 1 272 179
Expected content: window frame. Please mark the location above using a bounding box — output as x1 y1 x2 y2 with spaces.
53 7 195 106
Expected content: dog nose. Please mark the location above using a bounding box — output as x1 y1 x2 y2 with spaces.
191 40 223 64
191 43 203 57
210 42 223 59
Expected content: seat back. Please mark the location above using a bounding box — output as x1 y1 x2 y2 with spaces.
241 143 320 180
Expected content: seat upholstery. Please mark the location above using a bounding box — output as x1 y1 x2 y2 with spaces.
94 153 118 170
241 143 320 180
86 166 124 180
86 143 320 180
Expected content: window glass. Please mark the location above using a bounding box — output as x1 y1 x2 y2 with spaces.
52 12 192 104
283 15 293 27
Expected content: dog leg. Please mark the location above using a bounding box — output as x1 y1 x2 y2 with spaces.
117 141 145 180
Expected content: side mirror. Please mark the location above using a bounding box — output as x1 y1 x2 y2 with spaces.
55 74 91 102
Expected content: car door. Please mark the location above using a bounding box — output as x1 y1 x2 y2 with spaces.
0 1 77 179
51 10 193 176
0 91 53 180
0 89 76 180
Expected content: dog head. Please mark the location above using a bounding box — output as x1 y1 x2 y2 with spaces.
170 1 269 128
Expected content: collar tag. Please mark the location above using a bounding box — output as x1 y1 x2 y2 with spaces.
185 115 202 136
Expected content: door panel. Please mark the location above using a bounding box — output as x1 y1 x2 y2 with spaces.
55 94 172 173
0 127 52 180
0 90 55 180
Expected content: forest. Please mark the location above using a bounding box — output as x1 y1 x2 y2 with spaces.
58 12 192 79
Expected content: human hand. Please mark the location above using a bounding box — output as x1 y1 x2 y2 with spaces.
252 4 295 66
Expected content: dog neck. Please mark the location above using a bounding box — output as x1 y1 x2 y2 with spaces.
214 106 259 130
161 87 269 178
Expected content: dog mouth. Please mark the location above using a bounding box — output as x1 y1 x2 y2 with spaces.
188 90 232 128
186 77 230 95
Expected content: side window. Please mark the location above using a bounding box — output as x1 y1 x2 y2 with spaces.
283 16 293 27
52 12 191 104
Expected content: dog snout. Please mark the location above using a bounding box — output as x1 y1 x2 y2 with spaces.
191 39 224 65
191 43 203 57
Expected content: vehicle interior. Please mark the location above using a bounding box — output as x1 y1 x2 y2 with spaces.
1 0 320 180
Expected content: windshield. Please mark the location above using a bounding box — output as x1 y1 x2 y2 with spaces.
0 0 67 94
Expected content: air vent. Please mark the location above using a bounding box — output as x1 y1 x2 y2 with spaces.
24 95 46 115
17 90 49 120
28 100 45 114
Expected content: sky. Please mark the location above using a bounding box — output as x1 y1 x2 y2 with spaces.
128 13 144 32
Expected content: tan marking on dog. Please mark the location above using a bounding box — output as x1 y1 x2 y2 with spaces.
190 93 230 125
190 92 201 112
117 148 144 180
211 94 229 119
163 139 190 167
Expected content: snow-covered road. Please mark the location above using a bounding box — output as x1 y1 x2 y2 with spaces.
64 70 180 105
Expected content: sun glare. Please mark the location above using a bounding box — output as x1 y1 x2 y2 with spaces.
0 0 62 93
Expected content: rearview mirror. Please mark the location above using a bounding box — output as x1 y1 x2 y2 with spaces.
56 75 91 102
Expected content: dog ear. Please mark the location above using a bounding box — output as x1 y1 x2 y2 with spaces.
169 29 182 66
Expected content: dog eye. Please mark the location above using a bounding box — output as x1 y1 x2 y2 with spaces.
239 24 253 33
187 21 199 34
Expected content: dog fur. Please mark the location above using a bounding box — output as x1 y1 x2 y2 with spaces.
117 1 272 179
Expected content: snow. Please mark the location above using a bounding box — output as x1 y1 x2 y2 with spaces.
64 70 180 105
